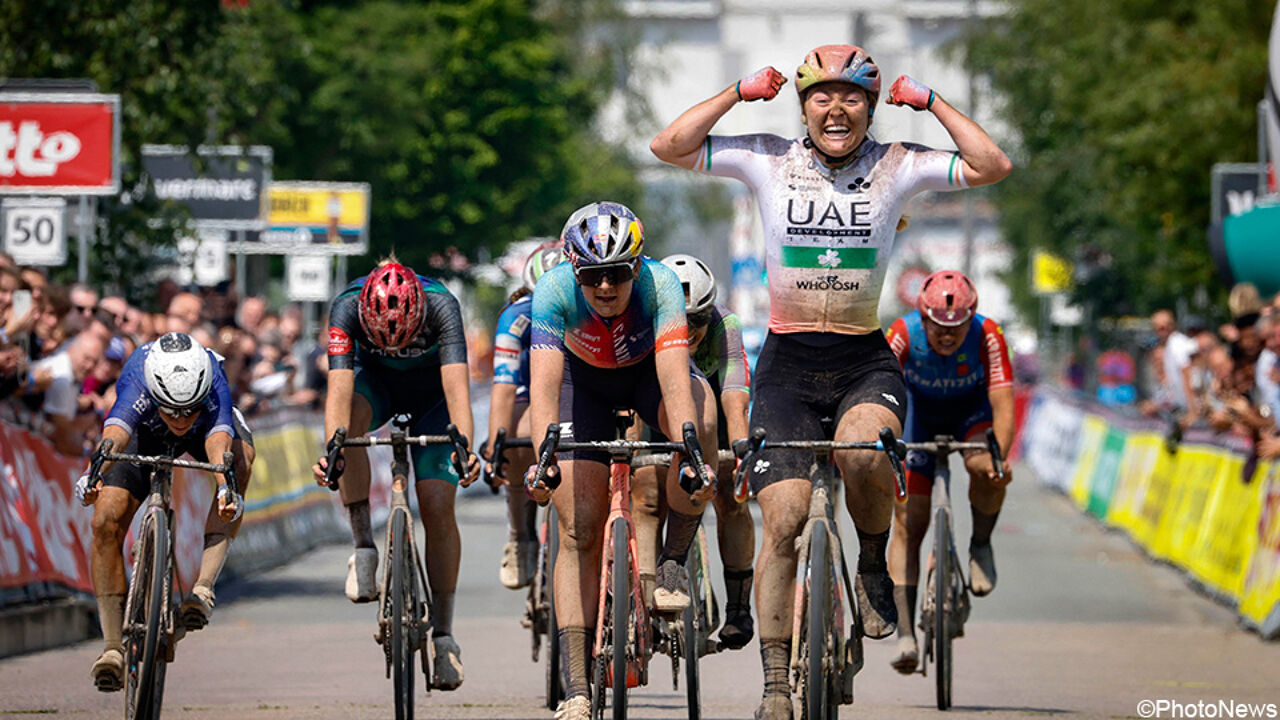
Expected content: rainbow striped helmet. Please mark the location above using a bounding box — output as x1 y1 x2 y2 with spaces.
560 202 644 267
795 44 881 114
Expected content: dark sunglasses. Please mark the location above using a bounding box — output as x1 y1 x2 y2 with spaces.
574 262 637 288
74 304 95 314
158 405 201 419
687 308 714 329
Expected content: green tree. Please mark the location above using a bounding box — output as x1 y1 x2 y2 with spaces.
960 0 1271 320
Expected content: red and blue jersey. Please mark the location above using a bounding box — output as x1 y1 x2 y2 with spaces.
493 295 533 401
886 311 1013 405
530 258 688 369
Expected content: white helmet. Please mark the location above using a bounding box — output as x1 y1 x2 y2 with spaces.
144 332 213 411
522 242 566 292
660 254 717 315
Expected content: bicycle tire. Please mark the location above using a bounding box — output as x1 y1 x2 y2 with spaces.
682 545 702 720
391 509 415 720
804 521 832 720
125 511 167 720
934 510 952 711
611 519 629 720
591 653 606 720
545 506 564 710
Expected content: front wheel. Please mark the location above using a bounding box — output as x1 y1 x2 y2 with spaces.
803 522 833 720
610 519 630 720
125 511 168 720
682 563 702 720
391 509 415 720
545 506 564 710
934 510 952 711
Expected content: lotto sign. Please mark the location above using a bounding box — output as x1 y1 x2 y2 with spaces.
0 93 121 195
287 255 331 301
2 198 66 266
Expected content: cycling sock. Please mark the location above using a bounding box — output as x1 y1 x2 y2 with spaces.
521 494 538 541
894 584 917 636
970 507 1000 547
855 526 890 573
760 638 791 697
347 500 375 549
559 626 591 699
724 567 754 612
97 593 125 650
196 533 231 590
432 591 456 638
659 509 701 565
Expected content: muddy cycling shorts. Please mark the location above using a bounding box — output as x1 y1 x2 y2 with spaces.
746 331 907 495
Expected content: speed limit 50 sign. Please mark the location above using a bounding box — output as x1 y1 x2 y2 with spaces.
2 197 66 266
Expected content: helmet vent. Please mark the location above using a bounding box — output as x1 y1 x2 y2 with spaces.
159 333 191 352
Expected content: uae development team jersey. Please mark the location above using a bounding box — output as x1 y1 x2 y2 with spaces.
105 342 236 441
327 275 467 372
696 134 970 335
885 311 1013 404
692 303 750 395
530 258 688 369
493 295 533 402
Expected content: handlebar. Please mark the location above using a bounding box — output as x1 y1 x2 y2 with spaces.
985 428 1006 481
102 450 234 475
323 424 473 488
731 426 909 501
88 438 115 486
525 422 709 504
892 430 1007 483
679 421 714 495
480 428 534 494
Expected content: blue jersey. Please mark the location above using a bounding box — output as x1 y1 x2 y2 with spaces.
105 342 236 441
885 311 1013 407
493 295 533 402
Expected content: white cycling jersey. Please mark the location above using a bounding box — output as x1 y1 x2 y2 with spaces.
695 134 969 335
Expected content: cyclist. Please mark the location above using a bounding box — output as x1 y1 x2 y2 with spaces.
884 270 1013 673
629 253 756 650
650 45 1011 719
525 202 718 720
310 258 481 690
76 332 253 691
483 242 566 589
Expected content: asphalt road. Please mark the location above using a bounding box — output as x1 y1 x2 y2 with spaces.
2 458 1279 719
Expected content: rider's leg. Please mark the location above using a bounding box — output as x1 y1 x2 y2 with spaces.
834 403 904 639
631 464 662 607
888 479 931 672
340 392 376 547
963 449 1009 596
654 377 718 610
414 474 461 638
755 480 810 702
89 486 140 689
713 461 755 648
551 459 610 700
186 433 256 627
501 406 538 589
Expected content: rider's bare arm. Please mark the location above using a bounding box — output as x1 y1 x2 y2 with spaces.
486 382 519 459
721 390 750 446
323 368 355 444
440 361 476 450
650 86 742 170
529 348 565 452
988 385 1015 475
654 345 699 437
926 96 1012 187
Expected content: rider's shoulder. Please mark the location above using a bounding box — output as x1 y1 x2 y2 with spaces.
712 133 793 157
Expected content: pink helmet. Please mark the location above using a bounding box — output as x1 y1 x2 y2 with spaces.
917 270 978 327
359 262 425 350
795 45 882 110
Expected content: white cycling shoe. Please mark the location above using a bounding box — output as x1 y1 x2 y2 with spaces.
91 647 124 692
554 695 592 720
346 548 378 603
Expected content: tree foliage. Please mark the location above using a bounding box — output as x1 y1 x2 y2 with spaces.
960 0 1271 319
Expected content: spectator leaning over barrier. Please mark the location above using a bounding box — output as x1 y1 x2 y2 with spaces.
32 331 106 455
1152 310 1198 415
1258 313 1280 423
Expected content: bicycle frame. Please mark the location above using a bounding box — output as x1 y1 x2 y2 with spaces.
379 423 434 683
596 445 651 687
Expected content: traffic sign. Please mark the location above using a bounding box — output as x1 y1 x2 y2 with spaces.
287 255 331 301
2 197 66 265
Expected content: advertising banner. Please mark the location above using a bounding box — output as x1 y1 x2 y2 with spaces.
0 93 121 195
141 145 271 228
239 182 370 255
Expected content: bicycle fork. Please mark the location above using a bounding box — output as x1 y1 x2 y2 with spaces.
596 459 648 689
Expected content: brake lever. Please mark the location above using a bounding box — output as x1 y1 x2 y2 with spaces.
446 424 471 481
878 426 908 501
732 427 767 502
324 427 347 491
985 427 1006 481
679 421 712 495
527 423 562 503
481 428 506 495
88 438 115 485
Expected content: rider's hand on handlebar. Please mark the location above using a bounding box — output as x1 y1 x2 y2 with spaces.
217 484 243 523
680 461 717 503
313 455 343 487
456 450 482 487
524 463 557 505
75 472 99 506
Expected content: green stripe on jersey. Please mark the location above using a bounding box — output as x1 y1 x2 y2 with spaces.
703 137 712 171
780 246 877 269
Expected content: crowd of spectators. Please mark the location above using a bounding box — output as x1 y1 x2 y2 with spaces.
0 251 327 457
1141 283 1280 460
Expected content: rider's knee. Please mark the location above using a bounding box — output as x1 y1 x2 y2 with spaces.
91 504 128 545
760 507 805 554
559 512 604 555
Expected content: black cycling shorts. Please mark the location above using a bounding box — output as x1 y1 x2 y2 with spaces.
558 353 703 464
747 331 907 494
102 408 254 503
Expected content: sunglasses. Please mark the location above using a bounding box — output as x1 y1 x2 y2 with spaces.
574 261 637 288
74 304 95 315
158 405 201 419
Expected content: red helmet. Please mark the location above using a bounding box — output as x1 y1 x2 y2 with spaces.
916 270 978 327
359 262 425 350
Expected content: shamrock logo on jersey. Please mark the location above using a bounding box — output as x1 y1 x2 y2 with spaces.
818 249 841 268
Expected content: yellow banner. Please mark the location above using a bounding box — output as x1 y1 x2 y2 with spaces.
1158 446 1226 567
243 423 330 524
268 183 369 230
1131 437 1177 551
1070 416 1108 510
1187 453 1254 598
1106 432 1163 537
1240 461 1280 628
1032 249 1073 295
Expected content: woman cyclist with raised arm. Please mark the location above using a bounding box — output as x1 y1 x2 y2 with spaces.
651 45 1011 720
